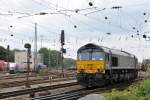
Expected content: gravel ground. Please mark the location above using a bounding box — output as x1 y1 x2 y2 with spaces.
1 71 147 100
2 85 83 100
1 80 81 100
45 85 83 95
78 94 105 100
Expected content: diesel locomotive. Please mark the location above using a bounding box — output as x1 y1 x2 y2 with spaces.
76 43 138 87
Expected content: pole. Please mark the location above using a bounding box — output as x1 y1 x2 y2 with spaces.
48 48 52 86
60 30 65 77
56 52 59 73
7 45 10 72
40 35 43 48
24 43 31 88
34 23 38 71
26 48 30 88
41 38 42 48
61 45 64 77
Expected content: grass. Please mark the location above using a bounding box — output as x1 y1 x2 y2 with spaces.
104 69 150 100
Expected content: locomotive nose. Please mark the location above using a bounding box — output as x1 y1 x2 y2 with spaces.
76 61 105 74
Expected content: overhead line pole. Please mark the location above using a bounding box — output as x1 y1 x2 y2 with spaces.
34 23 38 71
40 35 43 48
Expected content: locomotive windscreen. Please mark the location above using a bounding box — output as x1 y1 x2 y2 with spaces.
92 52 104 60
78 49 105 61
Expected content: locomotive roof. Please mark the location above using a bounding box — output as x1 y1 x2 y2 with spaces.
77 43 135 57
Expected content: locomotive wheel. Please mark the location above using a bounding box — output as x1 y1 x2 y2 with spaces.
105 79 110 85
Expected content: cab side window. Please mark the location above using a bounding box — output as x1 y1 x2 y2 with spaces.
112 56 118 66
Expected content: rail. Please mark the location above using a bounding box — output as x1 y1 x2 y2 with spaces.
32 78 143 100
0 81 77 99
0 77 75 88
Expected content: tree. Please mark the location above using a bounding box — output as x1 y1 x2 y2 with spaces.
38 48 62 68
63 58 75 69
9 50 14 62
0 46 26 62
49 50 61 68
0 45 76 69
0 46 7 61
38 48 49 67
142 59 150 66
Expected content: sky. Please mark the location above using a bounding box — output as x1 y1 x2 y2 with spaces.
0 0 150 62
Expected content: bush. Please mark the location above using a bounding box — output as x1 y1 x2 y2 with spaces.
104 69 150 100
104 89 138 100
137 79 150 99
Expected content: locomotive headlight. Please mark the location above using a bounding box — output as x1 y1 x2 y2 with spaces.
97 69 100 72
80 69 84 73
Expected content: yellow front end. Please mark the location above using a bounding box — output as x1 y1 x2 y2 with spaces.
76 61 106 74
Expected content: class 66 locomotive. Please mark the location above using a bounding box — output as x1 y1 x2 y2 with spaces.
76 43 138 87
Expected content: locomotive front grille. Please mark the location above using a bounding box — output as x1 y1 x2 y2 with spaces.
76 61 105 74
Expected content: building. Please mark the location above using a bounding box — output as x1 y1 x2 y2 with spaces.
15 51 43 70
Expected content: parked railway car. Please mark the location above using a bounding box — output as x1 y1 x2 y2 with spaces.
76 43 138 87
0 60 6 71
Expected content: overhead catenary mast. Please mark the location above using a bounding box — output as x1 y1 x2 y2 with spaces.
34 23 38 71
40 35 44 48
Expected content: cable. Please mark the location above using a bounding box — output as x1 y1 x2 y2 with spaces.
84 8 106 16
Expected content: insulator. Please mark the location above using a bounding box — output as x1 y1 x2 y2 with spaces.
143 35 146 38
89 2 93 6
74 25 77 28
131 35 133 37
144 20 147 23
75 9 79 13
106 32 111 35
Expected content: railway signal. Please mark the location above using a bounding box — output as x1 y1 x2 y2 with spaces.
61 30 65 45
24 43 31 88
60 30 66 77
143 35 147 38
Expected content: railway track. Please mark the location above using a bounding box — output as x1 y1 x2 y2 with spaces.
0 76 144 99
0 73 37 80
0 71 76 80
0 75 75 88
0 81 77 99
32 78 143 100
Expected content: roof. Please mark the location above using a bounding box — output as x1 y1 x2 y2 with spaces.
77 43 135 57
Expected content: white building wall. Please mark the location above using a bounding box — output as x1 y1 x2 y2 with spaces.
15 51 43 70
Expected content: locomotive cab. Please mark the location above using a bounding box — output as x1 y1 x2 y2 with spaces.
77 49 105 73
76 44 106 87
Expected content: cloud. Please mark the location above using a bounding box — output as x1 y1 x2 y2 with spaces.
0 0 150 61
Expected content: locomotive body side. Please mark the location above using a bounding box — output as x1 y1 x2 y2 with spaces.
76 43 138 87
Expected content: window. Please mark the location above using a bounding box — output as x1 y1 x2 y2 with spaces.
78 49 91 60
92 52 104 60
112 57 118 66
77 49 105 61
78 52 90 60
